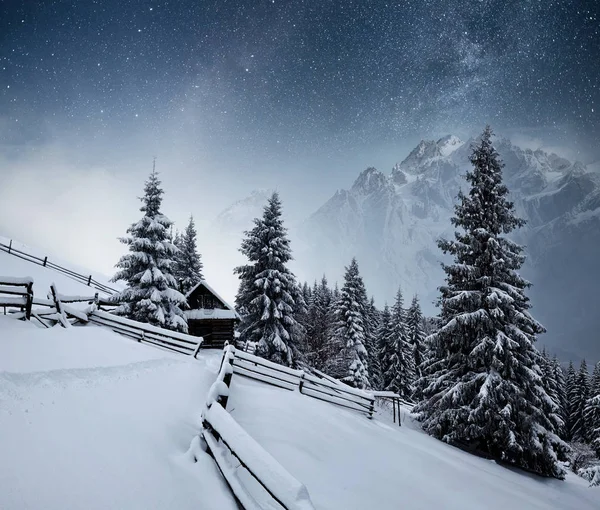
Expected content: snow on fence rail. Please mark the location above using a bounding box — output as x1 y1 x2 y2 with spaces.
0 239 117 295
0 277 33 320
87 309 203 356
199 346 315 510
230 347 376 418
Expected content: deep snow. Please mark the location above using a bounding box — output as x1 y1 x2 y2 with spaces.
0 317 237 510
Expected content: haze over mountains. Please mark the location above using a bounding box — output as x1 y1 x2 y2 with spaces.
212 134 600 364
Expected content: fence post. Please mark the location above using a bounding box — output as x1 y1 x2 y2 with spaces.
43 256 47 267
298 371 305 393
218 348 235 409
87 275 92 286
50 283 69 328
25 281 33 321
8 239 12 254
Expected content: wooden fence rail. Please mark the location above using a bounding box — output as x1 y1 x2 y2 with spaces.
200 346 315 510
0 240 117 295
87 309 203 356
0 277 33 320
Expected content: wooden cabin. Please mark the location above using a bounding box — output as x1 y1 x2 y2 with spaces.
185 280 240 348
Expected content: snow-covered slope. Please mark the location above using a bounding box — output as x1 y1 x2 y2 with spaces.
1 317 595 509
0 317 238 510
298 136 600 363
228 370 595 510
0 235 119 298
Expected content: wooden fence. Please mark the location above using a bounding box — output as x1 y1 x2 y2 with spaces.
230 346 376 418
0 277 33 320
87 309 203 356
0 239 117 295
200 346 315 510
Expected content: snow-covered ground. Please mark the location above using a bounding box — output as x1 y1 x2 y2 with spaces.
0 235 119 298
229 375 597 510
0 317 237 510
0 240 597 509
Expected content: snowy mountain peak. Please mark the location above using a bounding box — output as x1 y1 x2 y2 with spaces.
351 167 389 194
398 135 464 174
436 134 464 156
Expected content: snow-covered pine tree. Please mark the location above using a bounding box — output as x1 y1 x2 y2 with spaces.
365 296 383 390
565 361 577 440
570 360 591 442
111 167 187 332
385 287 415 398
413 126 566 478
585 362 600 454
233 192 302 367
552 356 568 439
406 295 427 380
304 277 332 369
175 215 204 295
377 304 395 389
327 258 370 389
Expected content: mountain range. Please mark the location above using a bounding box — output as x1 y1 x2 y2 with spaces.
213 135 600 363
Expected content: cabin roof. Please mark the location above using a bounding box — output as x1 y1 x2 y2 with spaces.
185 279 241 320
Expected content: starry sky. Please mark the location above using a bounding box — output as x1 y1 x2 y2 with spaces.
0 0 599 281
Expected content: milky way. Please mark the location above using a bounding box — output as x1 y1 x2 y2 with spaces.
1 0 599 160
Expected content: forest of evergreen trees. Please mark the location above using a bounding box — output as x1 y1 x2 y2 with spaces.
110 131 600 485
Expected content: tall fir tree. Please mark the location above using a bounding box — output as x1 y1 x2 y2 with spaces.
327 258 370 389
584 362 600 455
175 215 204 294
552 356 568 439
234 193 301 367
384 288 415 398
365 297 384 390
406 295 427 380
569 359 591 442
377 304 395 389
111 166 187 332
306 276 334 370
565 361 578 440
413 126 566 478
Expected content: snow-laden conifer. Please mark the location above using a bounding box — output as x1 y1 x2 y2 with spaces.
585 362 600 454
385 288 415 398
406 295 427 379
328 258 370 389
111 167 187 332
377 304 395 389
414 126 566 478
365 297 383 390
234 192 301 366
570 360 591 442
175 216 203 294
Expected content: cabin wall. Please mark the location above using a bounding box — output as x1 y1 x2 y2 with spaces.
187 285 228 311
188 319 235 348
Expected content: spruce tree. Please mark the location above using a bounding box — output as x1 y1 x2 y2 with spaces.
385 288 415 398
377 304 395 389
234 193 301 367
365 297 383 390
565 361 577 439
111 167 187 332
406 295 427 379
552 356 568 439
570 360 591 442
585 362 600 454
413 126 566 478
175 215 204 294
327 258 370 389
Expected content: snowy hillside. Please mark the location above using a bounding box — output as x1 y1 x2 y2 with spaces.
0 235 119 298
297 136 600 363
1 315 595 509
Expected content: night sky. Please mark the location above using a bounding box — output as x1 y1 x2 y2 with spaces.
2 0 598 157
0 0 599 280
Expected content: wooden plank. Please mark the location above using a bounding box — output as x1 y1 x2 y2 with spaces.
0 285 28 295
235 349 303 378
0 296 27 306
233 365 297 391
300 387 372 416
233 359 301 386
301 380 372 411
303 373 373 403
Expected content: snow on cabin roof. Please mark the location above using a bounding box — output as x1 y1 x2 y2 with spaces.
185 279 240 320
185 309 239 320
